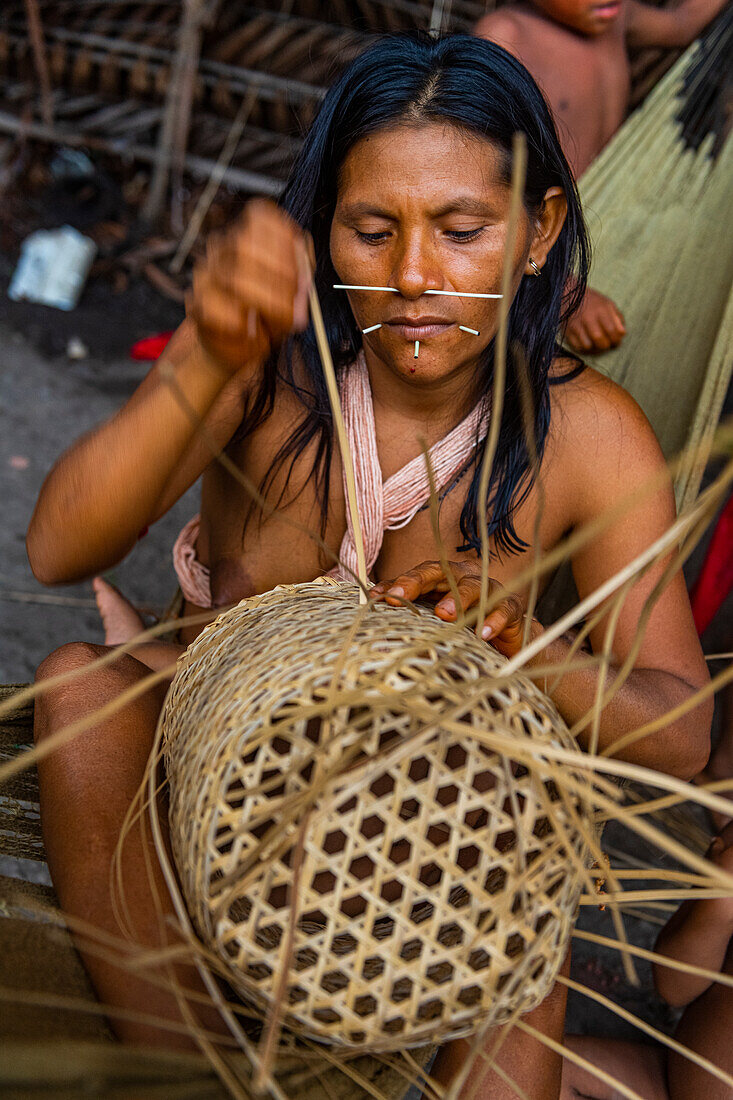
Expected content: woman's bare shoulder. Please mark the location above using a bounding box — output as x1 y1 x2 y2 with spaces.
546 358 669 516
549 358 660 451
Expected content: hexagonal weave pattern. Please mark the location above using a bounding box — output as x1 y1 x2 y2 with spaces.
162 579 592 1051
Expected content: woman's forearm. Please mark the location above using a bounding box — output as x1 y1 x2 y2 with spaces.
27 322 245 585
524 632 711 779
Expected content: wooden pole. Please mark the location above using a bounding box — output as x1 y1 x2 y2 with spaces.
23 0 54 128
142 0 207 225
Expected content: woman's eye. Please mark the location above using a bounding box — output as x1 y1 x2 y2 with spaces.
446 227 485 241
356 230 390 243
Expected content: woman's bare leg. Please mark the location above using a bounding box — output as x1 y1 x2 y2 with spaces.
560 1036 669 1100
34 640 227 1049
431 951 570 1099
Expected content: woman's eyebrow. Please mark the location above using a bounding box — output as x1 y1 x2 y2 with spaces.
339 202 396 221
338 197 496 220
430 197 496 217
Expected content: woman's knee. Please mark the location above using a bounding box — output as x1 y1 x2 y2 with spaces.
36 640 108 686
33 641 158 744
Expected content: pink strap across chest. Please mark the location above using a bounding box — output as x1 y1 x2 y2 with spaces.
336 352 488 580
173 353 487 604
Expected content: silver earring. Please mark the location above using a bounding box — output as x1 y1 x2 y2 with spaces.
528 258 542 277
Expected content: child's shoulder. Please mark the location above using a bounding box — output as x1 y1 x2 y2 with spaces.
475 5 537 49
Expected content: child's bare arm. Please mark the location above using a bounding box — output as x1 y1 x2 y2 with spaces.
26 200 309 586
626 0 728 49
653 837 733 1007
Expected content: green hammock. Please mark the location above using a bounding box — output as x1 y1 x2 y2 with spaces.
578 7 733 510
538 13 732 623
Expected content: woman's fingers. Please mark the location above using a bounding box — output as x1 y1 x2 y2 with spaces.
481 594 525 657
372 561 452 604
187 198 310 375
434 573 483 619
373 561 531 657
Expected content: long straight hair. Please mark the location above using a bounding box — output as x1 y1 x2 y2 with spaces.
238 33 589 559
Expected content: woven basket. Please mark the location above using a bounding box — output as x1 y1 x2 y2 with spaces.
162 579 592 1052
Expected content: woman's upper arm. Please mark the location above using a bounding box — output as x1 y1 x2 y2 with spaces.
563 373 707 689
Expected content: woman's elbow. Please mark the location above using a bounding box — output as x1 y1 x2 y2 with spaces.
26 516 89 587
26 528 66 586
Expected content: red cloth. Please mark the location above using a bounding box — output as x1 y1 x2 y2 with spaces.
691 491 733 635
129 331 174 360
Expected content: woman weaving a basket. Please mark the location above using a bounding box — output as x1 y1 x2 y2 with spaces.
26 34 711 1100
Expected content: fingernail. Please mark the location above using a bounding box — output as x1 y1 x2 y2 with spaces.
389 586 405 598
442 599 455 615
482 625 493 640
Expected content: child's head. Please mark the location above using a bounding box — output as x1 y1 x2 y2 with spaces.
529 0 623 37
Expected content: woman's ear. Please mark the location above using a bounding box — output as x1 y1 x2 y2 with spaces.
524 186 567 277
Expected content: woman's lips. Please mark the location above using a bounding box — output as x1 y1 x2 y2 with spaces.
592 2 621 18
386 321 454 339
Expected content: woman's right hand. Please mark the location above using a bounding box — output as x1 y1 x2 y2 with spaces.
187 198 311 375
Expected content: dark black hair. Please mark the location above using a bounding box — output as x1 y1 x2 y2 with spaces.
239 32 589 560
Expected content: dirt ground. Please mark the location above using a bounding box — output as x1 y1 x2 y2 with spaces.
0 190 729 1058
0 253 190 684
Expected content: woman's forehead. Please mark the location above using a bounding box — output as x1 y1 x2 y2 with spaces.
336 121 507 208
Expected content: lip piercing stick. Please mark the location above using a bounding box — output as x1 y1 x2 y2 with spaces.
459 325 480 335
361 323 382 334
410 340 419 372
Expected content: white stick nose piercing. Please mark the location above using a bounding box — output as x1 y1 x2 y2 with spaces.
333 284 503 299
425 290 502 299
528 258 542 277
334 284 399 293
361 324 381 334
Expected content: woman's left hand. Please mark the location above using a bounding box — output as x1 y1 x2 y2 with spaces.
371 559 541 659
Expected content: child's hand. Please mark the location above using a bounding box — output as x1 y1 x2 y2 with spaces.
565 286 626 353
186 199 311 376
372 560 536 658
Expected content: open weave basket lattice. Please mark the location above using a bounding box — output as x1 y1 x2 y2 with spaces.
162 579 593 1051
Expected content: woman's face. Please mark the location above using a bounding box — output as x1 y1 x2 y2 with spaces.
330 121 564 388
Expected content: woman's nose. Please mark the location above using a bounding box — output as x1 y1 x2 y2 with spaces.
390 237 442 299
